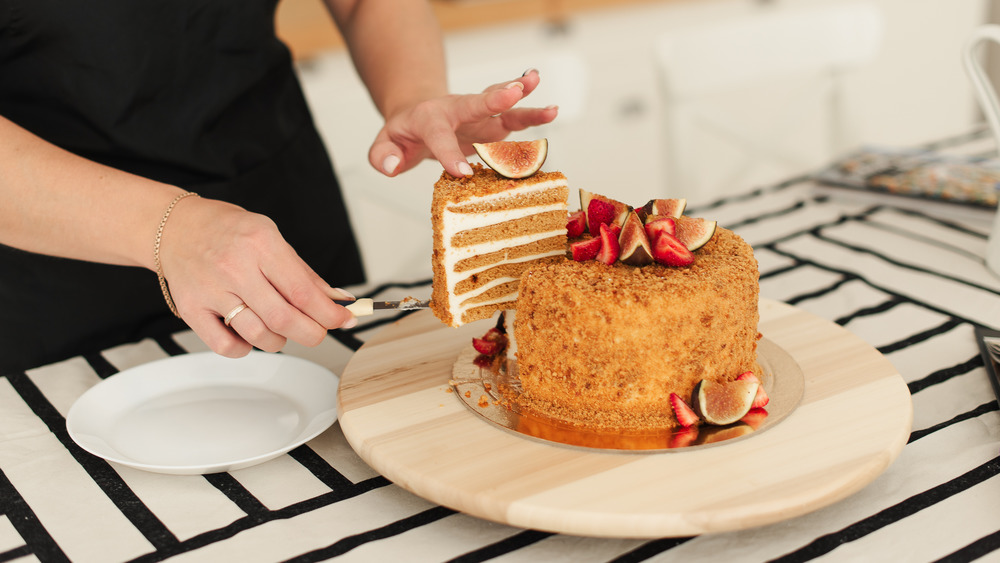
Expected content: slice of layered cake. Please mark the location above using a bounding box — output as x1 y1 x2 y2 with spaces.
431 163 569 327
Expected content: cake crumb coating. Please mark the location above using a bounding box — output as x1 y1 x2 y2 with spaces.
513 227 761 429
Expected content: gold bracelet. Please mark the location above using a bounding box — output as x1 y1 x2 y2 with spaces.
154 191 199 317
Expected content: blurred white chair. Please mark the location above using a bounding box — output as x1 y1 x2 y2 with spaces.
654 3 882 204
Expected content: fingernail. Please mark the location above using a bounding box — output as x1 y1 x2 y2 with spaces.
545 104 559 111
457 161 474 176
382 154 400 175
342 315 358 329
505 81 524 90
329 287 356 300
522 68 538 77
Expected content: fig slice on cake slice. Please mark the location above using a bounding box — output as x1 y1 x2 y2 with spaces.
472 139 548 178
691 379 758 426
617 210 654 267
675 216 718 252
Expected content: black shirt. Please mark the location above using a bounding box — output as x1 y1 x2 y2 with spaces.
0 0 365 370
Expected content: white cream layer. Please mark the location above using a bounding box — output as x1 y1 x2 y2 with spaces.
454 247 566 307
445 230 565 322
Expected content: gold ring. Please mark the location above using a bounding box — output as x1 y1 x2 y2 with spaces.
223 303 248 326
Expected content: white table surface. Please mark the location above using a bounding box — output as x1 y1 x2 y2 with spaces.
2 131 1000 562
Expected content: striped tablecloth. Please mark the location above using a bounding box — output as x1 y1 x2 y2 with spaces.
3 131 1000 562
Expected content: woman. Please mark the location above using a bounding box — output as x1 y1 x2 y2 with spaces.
0 0 557 371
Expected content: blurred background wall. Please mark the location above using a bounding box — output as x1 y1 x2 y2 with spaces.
276 0 993 287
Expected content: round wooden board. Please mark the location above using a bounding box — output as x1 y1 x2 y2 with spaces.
337 299 913 538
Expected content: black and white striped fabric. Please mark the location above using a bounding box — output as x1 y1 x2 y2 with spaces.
3 131 1000 562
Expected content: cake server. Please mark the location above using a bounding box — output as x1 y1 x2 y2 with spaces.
974 326 1000 405
333 298 431 317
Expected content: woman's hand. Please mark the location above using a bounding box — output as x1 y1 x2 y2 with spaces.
369 69 558 179
157 196 357 358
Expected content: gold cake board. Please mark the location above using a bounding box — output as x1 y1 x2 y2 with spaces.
337 299 913 538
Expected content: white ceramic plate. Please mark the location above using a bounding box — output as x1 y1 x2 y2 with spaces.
67 351 339 475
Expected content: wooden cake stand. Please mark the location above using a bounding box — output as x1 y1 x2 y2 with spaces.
337 299 913 538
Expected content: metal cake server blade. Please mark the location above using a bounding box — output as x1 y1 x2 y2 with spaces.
333 298 430 317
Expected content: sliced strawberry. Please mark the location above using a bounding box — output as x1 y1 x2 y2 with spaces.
570 236 602 261
670 392 699 427
737 371 770 408
566 210 586 239
651 232 694 267
596 223 620 265
486 328 508 346
587 198 617 235
752 386 769 409
644 216 676 243
472 336 501 355
473 325 508 356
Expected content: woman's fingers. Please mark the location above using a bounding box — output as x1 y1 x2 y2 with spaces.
369 69 555 178
480 69 540 97
457 81 526 122
225 304 286 353
246 263 356 347
199 286 355 358
378 84 525 178
497 104 559 132
415 118 476 178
